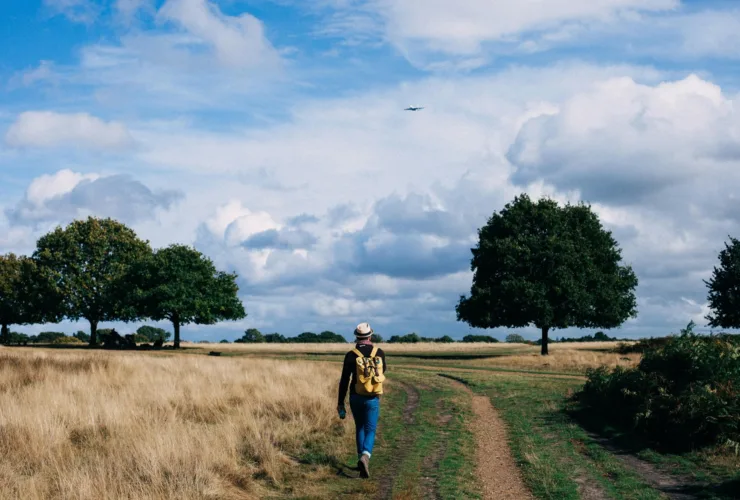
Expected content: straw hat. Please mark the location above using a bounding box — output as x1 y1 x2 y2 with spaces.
354 322 373 340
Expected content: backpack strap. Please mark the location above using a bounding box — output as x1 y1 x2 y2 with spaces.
351 348 363 358
370 346 379 358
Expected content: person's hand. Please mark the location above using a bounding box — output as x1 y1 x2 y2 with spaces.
337 405 346 419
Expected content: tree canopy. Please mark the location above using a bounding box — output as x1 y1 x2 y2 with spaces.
136 325 171 342
33 217 151 346
129 244 246 348
705 236 740 328
456 194 638 355
0 253 60 344
236 328 265 343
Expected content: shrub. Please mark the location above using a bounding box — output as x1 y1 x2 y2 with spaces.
577 322 740 451
36 331 66 343
505 333 526 343
52 336 84 344
462 335 498 343
73 330 90 343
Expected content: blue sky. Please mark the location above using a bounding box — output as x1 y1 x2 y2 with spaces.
2 0 740 341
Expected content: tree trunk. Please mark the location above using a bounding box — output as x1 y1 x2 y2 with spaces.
1 324 8 345
541 326 550 356
89 319 98 347
173 316 180 349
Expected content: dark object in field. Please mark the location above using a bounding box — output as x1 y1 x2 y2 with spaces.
153 338 164 349
102 329 125 349
209 351 221 356
139 343 152 350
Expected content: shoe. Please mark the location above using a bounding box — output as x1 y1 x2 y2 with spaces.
359 454 370 478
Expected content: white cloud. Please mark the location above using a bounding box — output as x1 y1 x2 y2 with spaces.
7 61 56 89
43 0 99 24
318 0 678 68
5 169 182 228
507 74 740 204
5 111 133 150
25 169 99 207
115 0 154 20
157 0 281 68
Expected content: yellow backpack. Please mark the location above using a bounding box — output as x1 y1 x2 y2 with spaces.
352 346 385 396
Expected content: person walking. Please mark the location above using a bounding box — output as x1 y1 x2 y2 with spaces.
337 322 387 478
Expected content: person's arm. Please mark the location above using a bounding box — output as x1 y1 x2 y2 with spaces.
381 349 388 373
337 352 353 407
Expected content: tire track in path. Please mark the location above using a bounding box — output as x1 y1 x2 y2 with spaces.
440 374 533 500
376 381 420 500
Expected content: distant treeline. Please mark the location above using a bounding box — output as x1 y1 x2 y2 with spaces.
225 329 623 344
3 326 172 346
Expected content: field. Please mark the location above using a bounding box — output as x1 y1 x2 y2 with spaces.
0 341 737 499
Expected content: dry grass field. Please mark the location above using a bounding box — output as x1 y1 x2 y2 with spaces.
476 348 641 373
0 349 349 500
188 340 632 354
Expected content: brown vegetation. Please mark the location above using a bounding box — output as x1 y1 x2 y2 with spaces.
0 349 349 499
477 349 641 374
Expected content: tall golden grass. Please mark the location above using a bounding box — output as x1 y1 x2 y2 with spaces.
476 349 641 373
0 349 349 500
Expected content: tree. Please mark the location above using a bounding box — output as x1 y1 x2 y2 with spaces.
236 328 264 343
74 330 91 343
129 244 246 348
456 194 638 355
505 333 526 343
294 332 319 343
33 217 151 346
264 333 287 343
136 325 171 342
219 339 230 343
319 331 347 343
705 237 740 328
0 254 59 344
389 333 420 343
371 333 384 343
436 335 455 343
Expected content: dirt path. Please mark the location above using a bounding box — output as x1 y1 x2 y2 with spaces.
441 375 533 500
376 381 420 500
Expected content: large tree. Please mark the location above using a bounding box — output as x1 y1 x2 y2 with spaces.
33 217 151 346
705 236 740 328
0 254 59 344
130 244 246 348
456 194 638 355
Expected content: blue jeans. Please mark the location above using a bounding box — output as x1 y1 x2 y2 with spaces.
349 394 380 459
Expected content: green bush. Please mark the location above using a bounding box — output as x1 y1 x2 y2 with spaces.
388 333 420 343
51 336 84 344
577 322 740 451
462 334 498 343
505 333 526 343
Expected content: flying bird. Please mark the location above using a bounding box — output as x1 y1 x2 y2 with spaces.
404 105 424 111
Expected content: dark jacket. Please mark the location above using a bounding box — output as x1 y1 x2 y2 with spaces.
338 343 387 406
